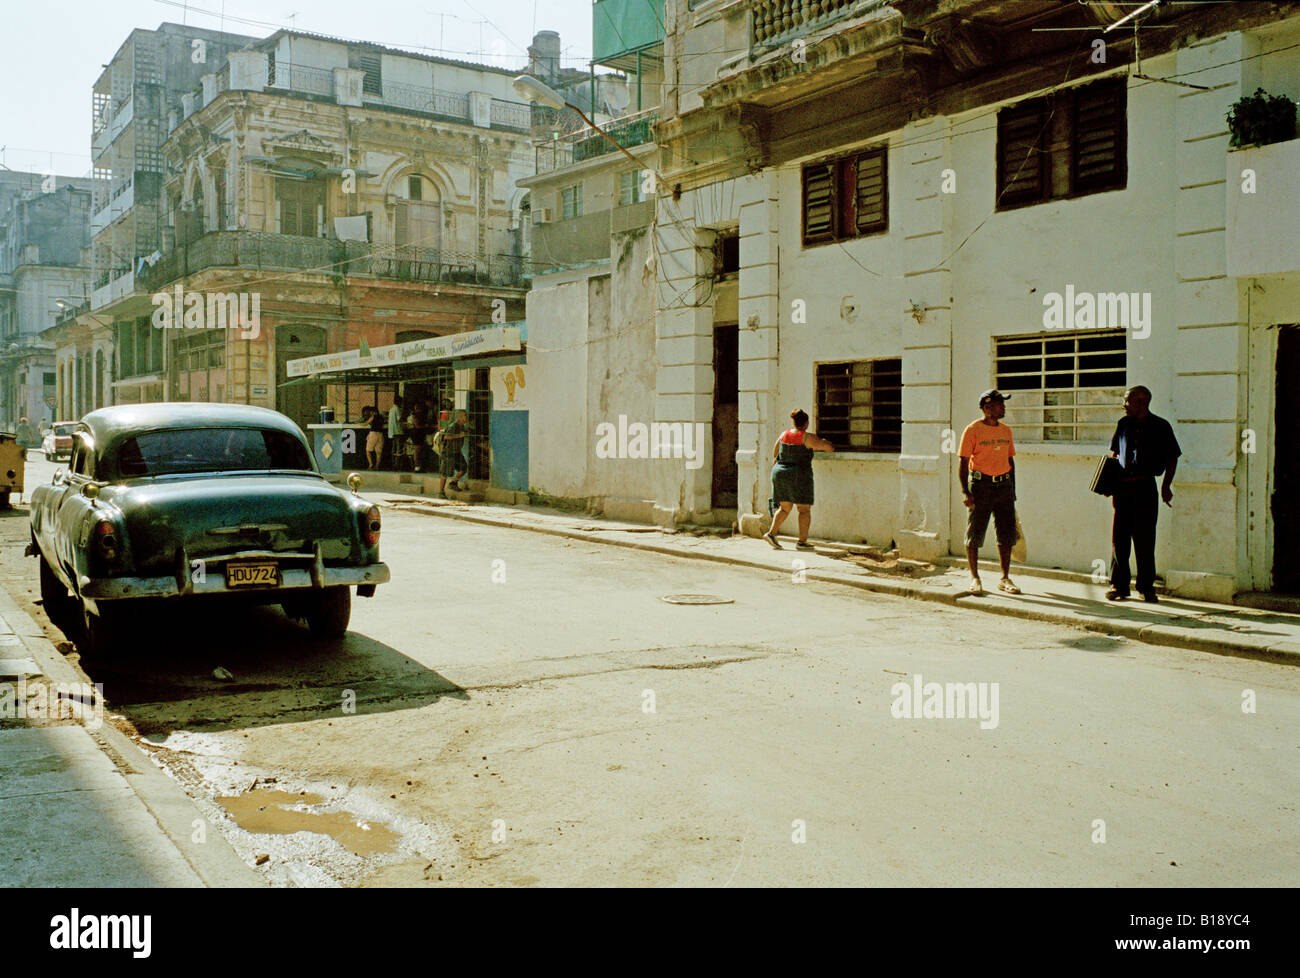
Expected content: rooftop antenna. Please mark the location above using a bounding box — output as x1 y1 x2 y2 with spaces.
1129 16 1210 90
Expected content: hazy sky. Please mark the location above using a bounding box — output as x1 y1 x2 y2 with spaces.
0 0 594 177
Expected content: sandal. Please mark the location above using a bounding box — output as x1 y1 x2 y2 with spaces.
998 578 1021 595
968 578 983 595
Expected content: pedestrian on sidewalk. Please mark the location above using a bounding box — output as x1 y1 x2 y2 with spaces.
959 389 1020 596
408 400 430 472
764 409 833 551
1106 385 1181 603
438 408 469 496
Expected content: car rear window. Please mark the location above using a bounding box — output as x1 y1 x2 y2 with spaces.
116 427 313 477
53 425 75 436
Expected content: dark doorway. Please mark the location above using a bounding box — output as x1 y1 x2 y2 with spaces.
467 367 491 481
712 322 738 510
1273 325 1300 592
275 325 327 432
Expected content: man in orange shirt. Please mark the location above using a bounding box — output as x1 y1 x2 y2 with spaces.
958 389 1019 596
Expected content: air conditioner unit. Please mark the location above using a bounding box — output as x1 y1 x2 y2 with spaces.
533 207 554 224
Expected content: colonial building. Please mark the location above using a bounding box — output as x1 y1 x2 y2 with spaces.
0 175 94 428
637 0 1300 599
520 1 666 516
84 22 260 409
142 27 534 430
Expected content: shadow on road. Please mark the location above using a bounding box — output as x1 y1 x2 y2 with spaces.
43 600 467 737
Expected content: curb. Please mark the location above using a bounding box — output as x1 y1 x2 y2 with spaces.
0 583 262 887
382 497 1300 667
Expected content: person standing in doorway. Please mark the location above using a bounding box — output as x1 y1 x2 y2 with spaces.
1106 385 1181 603
365 405 385 470
764 409 834 550
959 389 1019 596
387 395 404 469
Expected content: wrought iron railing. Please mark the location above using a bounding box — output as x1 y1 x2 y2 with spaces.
535 107 659 174
490 98 531 132
141 231 528 291
277 63 334 97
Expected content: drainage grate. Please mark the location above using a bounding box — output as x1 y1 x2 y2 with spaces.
660 594 734 605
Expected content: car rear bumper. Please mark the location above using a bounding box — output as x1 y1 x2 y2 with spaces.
81 562 390 600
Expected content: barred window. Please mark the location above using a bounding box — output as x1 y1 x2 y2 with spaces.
996 330 1125 441
996 78 1126 209
802 146 887 246
815 358 902 452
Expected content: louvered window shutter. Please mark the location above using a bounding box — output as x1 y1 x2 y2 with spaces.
855 149 887 233
1073 81 1126 193
803 163 834 244
998 102 1047 205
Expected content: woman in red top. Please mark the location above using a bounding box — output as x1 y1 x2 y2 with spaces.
764 409 834 550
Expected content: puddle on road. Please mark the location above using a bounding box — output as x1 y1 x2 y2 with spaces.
217 788 399 857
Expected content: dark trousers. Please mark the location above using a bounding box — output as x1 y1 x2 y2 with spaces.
1111 478 1158 594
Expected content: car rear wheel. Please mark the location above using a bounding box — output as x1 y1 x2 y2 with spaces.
305 586 351 638
38 551 72 624
78 598 120 659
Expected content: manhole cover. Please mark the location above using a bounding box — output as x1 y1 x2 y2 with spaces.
661 594 734 605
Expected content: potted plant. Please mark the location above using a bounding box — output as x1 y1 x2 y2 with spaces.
1226 88 1297 148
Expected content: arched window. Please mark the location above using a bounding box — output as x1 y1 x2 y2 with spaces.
395 173 441 255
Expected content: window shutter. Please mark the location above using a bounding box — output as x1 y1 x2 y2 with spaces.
802 163 834 243
855 149 887 233
359 53 382 96
1073 81 1126 193
997 101 1047 206
279 185 298 236
395 204 408 246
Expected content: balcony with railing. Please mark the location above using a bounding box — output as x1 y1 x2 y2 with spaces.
141 231 527 292
751 0 884 47
534 107 659 175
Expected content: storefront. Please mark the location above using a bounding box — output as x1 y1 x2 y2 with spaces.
283 324 528 489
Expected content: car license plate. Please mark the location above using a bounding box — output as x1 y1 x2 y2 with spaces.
226 562 279 588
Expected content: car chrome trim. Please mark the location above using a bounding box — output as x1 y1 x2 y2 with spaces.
81 563 390 599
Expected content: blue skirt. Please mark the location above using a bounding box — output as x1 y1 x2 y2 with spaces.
771 462 814 505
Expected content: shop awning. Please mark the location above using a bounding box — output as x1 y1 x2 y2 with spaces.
286 325 523 381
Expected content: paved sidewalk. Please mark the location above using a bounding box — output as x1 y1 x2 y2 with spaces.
370 491 1300 665
0 585 259 887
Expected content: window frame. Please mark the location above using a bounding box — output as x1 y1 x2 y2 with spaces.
996 78 1127 211
814 357 903 454
994 329 1127 443
560 183 583 220
801 145 888 247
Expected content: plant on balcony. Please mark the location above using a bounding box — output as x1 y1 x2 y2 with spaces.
1226 88 1297 149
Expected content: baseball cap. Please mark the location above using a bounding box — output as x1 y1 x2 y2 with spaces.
979 389 1010 406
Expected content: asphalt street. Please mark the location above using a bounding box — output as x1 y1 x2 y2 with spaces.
3 453 1297 886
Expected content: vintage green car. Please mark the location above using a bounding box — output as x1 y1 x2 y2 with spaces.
28 403 390 656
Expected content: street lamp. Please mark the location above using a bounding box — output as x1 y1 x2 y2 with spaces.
512 74 673 196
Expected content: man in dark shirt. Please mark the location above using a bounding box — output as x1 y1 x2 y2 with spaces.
1106 385 1181 603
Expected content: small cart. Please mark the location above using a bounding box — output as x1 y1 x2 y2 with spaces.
0 433 26 509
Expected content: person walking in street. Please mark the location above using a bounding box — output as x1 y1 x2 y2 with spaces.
15 416 33 459
438 408 469 495
764 409 833 550
959 389 1020 596
1106 385 1181 603
387 395 404 469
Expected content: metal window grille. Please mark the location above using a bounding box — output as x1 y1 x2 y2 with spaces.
995 330 1126 442
815 358 902 452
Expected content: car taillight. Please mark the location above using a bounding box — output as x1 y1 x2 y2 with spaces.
363 505 381 547
93 520 119 561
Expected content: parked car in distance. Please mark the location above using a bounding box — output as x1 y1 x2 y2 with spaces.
42 421 76 461
28 403 390 656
